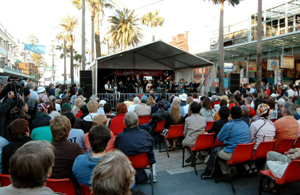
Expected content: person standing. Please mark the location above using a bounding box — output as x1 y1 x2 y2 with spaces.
78 82 86 97
55 83 62 98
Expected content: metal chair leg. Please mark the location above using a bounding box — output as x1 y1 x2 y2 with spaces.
192 152 198 175
182 146 185 168
159 136 161 153
164 137 170 158
226 163 236 194
150 166 154 195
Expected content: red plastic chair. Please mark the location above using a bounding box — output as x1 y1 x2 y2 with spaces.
205 121 214 132
252 140 277 160
182 133 215 175
84 133 91 153
212 136 225 148
162 124 185 158
0 174 11 186
259 160 300 195
46 178 76 194
75 110 83 118
276 138 297 154
155 120 165 133
293 137 300 148
80 183 93 195
216 142 255 194
127 153 154 195
139 115 151 126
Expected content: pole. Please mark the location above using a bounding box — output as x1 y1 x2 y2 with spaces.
82 0 86 70
64 39 67 85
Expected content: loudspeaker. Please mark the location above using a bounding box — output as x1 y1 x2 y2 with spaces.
229 73 240 93
80 70 92 99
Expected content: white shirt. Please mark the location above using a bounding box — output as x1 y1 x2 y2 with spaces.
128 104 138 112
29 89 39 101
287 89 295 97
56 103 61 112
105 84 111 90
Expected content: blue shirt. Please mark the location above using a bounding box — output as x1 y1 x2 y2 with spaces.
97 107 104 114
72 151 103 186
0 136 9 173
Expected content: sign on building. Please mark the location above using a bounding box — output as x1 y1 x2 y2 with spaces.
267 59 279 70
281 55 294 68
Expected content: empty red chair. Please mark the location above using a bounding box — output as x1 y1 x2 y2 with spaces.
259 160 300 195
293 137 300 148
212 136 225 148
80 183 93 195
216 142 255 194
182 133 215 175
205 121 214 132
252 140 277 160
161 124 184 158
0 174 11 186
276 138 296 154
46 178 76 194
127 153 154 195
139 115 151 126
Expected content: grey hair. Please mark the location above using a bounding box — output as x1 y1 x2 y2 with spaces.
27 82 36 89
245 97 252 104
283 102 297 116
124 112 139 129
241 105 250 116
133 97 140 104
49 95 56 101
212 95 219 101
173 96 181 104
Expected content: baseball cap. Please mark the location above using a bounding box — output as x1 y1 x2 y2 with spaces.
99 100 107 106
141 95 148 102
61 103 72 111
37 103 50 112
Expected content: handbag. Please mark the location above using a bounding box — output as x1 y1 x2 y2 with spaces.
266 160 289 179
162 129 169 136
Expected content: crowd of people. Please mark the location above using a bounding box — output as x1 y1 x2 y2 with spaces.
0 79 299 194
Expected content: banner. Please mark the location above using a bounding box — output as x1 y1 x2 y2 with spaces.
267 59 279 70
45 66 55 71
115 70 164 77
281 55 294 68
24 44 46 54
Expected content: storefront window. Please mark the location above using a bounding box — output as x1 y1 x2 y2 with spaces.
288 16 294 33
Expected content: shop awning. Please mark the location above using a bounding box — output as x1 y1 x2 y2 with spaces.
92 40 213 70
196 30 300 61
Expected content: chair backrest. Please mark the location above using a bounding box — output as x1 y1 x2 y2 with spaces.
0 174 11 186
127 153 150 169
205 121 214 132
252 140 276 160
213 136 225 148
280 160 300 184
191 133 215 151
155 120 165 132
227 142 255 165
293 137 300 148
165 124 184 139
84 133 91 153
139 115 151 126
276 138 296 154
75 110 83 118
80 183 94 195
46 178 76 194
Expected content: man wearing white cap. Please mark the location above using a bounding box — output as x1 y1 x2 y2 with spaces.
97 100 106 114
37 86 49 103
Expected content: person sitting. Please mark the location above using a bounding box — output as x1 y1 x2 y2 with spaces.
49 95 61 113
104 103 115 125
92 150 145 195
217 106 251 176
214 99 228 121
273 102 299 149
183 96 193 117
109 102 127 137
148 96 158 114
146 80 152 93
245 97 256 118
183 102 206 163
30 103 51 131
72 98 83 116
208 106 230 140
241 105 251 126
164 102 185 151
169 96 185 116
124 95 135 108
276 98 286 119
50 115 83 194
192 93 200 103
212 95 220 109
37 86 49 103
0 141 62 195
115 112 156 183
73 125 111 186
104 80 113 93
31 121 52 142
97 100 106 114
47 101 60 119
128 97 140 113
2 119 32 174
134 95 151 116
82 100 99 133
200 97 216 121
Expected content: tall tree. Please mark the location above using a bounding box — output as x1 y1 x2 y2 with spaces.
256 0 262 93
107 8 143 51
141 10 164 42
27 35 45 67
57 15 79 84
206 0 240 95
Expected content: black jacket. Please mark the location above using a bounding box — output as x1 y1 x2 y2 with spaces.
77 87 85 97
241 115 251 126
30 112 51 131
164 115 185 129
0 98 15 137
148 109 169 133
208 118 228 139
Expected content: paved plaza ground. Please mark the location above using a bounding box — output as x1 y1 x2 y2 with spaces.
135 147 300 195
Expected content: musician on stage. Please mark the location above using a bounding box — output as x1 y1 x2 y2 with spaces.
125 76 134 93
105 81 113 93
178 79 185 93
143 78 148 92
146 80 153 93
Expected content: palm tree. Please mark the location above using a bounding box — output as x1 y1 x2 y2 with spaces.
206 0 240 95
107 8 143 51
141 10 164 41
74 53 82 77
256 0 262 93
57 15 79 84
102 36 111 55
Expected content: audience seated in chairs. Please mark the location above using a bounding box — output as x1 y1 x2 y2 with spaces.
0 141 62 195
128 97 140 113
240 105 251 126
214 99 228 121
183 102 206 163
97 100 106 114
92 150 145 195
50 115 83 194
200 97 216 121
164 102 185 151
115 112 156 183
73 125 111 187
109 102 127 137
2 119 32 174
82 100 99 133
30 103 51 131
148 96 158 114
208 105 230 140
134 95 151 116
72 98 83 116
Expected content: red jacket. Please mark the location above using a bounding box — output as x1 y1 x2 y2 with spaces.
110 113 126 137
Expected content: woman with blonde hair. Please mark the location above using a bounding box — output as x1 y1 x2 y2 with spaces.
147 96 158 114
164 102 185 150
72 98 83 116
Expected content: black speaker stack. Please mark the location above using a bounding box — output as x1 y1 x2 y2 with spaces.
80 70 92 99
229 73 240 93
